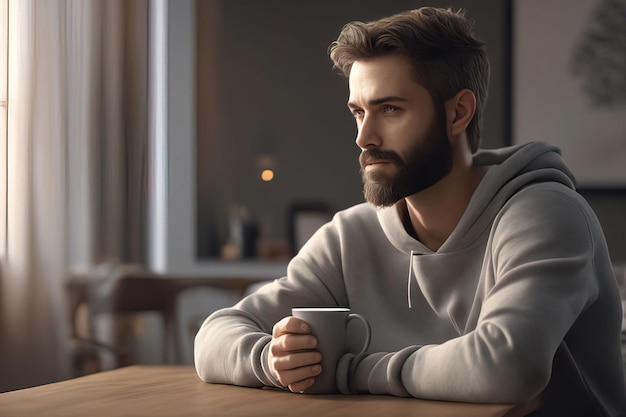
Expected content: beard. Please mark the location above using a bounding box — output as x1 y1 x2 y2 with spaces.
359 114 452 207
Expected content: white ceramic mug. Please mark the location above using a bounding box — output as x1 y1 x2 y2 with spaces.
292 307 371 394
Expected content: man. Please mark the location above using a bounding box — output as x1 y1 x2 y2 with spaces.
195 7 626 415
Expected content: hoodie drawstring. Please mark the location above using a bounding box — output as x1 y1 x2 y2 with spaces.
407 250 416 309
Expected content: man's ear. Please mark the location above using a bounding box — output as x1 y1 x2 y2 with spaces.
446 89 476 137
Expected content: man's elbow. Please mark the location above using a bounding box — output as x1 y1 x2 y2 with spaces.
483 359 550 403
194 329 215 383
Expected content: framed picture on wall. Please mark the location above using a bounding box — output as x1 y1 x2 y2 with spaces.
511 0 626 188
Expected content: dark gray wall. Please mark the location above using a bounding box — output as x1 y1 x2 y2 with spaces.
196 0 626 263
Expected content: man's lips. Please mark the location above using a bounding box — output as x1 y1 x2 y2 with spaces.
363 159 392 168
359 150 402 170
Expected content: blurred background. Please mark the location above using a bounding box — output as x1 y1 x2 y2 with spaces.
0 0 624 392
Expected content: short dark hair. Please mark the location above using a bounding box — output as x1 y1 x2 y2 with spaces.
329 7 490 153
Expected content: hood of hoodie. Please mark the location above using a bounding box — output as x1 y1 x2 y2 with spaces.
377 141 577 256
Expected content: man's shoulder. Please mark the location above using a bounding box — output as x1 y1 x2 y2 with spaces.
495 182 599 235
326 202 387 236
334 202 379 221
503 182 589 214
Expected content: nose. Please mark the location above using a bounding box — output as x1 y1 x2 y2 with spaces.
355 114 382 150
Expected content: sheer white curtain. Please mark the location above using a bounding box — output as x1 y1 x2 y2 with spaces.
0 0 148 391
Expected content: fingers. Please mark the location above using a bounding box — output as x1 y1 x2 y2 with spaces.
269 316 322 392
269 339 321 389
287 366 322 393
271 333 317 353
288 378 315 393
280 364 322 392
273 351 322 372
272 316 311 337
271 316 317 358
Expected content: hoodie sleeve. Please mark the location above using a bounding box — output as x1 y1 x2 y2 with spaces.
194 220 349 387
338 186 601 403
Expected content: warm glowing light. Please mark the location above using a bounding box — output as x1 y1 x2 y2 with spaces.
261 169 274 181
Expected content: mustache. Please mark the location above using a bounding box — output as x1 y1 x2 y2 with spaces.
359 149 403 168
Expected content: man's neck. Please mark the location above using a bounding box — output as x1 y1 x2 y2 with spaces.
404 163 485 252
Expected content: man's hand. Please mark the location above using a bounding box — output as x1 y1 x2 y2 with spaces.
268 316 322 393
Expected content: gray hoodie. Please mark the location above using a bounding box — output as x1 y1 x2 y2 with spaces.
194 141 626 416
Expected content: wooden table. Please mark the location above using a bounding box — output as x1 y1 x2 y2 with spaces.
0 366 529 417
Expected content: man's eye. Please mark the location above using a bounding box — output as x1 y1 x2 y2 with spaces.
352 110 364 118
383 105 396 113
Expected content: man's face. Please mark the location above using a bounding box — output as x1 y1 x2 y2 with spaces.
348 55 452 207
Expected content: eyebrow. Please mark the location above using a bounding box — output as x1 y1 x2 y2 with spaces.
347 96 409 109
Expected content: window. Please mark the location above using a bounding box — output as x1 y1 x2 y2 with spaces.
0 0 7 257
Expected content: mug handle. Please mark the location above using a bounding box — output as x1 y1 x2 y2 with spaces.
346 313 371 357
